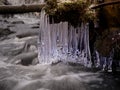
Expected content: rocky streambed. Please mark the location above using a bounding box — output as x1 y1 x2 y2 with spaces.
0 15 40 65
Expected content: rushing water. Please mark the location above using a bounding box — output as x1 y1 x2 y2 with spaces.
38 10 92 67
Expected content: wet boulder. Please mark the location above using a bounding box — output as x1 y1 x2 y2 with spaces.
21 52 38 66
12 51 38 66
16 31 38 38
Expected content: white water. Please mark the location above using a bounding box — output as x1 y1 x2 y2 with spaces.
38 11 91 67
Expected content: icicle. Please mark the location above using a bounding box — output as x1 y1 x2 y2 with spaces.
38 10 92 67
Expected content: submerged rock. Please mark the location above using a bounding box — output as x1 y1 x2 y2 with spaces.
0 28 14 37
11 21 24 24
3 51 38 65
16 31 38 38
21 52 38 66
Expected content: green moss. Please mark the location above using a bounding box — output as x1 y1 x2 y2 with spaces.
44 0 96 27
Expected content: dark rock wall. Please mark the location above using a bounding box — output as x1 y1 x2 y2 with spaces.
94 0 120 57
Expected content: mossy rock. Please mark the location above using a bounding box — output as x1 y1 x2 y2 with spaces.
45 0 96 27
95 28 120 57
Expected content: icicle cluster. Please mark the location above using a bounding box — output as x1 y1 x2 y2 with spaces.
38 10 91 67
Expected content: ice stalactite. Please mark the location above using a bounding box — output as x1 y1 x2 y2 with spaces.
38 10 92 67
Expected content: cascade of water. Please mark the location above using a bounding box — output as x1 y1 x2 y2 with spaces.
38 10 92 66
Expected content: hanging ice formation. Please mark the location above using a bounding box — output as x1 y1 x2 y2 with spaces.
38 10 91 67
